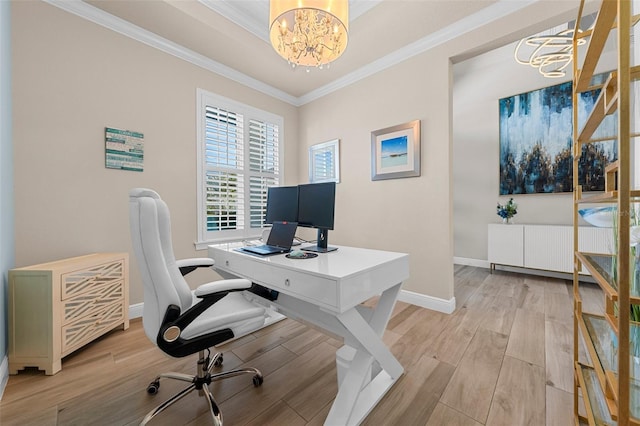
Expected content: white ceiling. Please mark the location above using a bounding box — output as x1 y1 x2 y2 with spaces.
196 0 383 42
48 0 567 105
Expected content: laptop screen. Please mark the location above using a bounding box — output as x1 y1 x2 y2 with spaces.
266 221 298 248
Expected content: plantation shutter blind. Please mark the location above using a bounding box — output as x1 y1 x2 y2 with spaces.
197 89 283 246
204 106 245 231
249 119 280 228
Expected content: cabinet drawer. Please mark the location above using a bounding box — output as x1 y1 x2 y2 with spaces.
61 259 125 300
62 302 125 355
62 280 125 325
488 224 524 267
217 252 338 308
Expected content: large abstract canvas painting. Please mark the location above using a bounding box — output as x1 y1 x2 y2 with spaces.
499 79 617 194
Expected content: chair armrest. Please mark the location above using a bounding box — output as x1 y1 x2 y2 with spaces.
176 257 215 276
194 279 252 298
157 278 253 357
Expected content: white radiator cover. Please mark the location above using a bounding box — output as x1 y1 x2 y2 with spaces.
488 224 613 274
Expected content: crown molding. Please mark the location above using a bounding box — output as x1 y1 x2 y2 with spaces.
197 0 382 45
43 0 299 105
298 0 537 105
198 0 270 43
349 0 380 21
44 0 537 107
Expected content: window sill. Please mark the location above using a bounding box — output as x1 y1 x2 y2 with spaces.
195 235 262 251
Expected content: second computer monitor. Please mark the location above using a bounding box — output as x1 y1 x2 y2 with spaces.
297 182 335 229
297 181 336 252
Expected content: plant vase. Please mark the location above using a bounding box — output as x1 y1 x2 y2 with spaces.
496 198 517 225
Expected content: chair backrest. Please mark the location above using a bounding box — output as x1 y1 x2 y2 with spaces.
129 188 195 343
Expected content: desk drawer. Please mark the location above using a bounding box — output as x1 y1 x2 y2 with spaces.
216 252 338 308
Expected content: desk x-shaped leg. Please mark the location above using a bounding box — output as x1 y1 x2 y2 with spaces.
324 282 404 425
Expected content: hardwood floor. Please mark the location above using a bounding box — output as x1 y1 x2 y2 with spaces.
0 265 601 425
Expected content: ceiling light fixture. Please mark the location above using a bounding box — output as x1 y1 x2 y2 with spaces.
269 0 349 70
514 27 586 78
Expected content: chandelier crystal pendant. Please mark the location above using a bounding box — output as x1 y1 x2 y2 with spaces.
269 0 349 69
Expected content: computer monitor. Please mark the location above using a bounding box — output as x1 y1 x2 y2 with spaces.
265 186 299 224
297 181 337 253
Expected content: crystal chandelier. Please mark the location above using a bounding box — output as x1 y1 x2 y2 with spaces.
269 0 349 69
514 27 586 78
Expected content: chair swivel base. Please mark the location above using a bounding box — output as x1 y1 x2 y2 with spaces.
140 350 263 426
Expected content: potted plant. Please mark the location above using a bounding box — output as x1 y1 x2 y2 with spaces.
497 198 518 224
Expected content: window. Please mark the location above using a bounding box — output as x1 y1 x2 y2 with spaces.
196 89 283 247
309 139 340 183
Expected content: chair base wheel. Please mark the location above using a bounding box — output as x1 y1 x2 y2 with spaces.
213 354 223 367
147 380 160 395
253 374 263 387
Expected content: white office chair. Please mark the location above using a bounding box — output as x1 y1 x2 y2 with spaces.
129 188 267 425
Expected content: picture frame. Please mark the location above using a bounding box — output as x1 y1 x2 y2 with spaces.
309 138 340 183
105 127 144 172
499 76 617 194
371 120 421 181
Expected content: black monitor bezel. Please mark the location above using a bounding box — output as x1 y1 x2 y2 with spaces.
265 185 299 224
296 181 336 231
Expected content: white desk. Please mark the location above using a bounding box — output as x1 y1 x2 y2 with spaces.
208 244 409 425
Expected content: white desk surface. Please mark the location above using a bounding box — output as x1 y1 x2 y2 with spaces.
210 243 409 280
209 243 409 314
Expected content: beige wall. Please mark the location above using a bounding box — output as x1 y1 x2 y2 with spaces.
1 0 14 363
298 53 455 300
453 43 574 261
11 0 593 309
452 33 617 262
297 1 587 303
11 2 299 304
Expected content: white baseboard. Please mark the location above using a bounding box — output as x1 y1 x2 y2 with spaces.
129 302 143 319
398 289 456 314
452 256 596 283
0 355 9 400
131 289 457 320
453 256 490 268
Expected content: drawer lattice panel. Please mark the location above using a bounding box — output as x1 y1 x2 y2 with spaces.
63 281 124 324
62 260 124 299
62 303 124 354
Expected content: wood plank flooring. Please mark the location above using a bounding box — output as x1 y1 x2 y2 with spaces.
0 265 602 425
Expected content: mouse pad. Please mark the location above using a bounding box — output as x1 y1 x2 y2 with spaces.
286 252 318 259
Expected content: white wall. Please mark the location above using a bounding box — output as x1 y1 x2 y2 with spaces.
0 0 14 394
453 41 617 262
11 2 299 305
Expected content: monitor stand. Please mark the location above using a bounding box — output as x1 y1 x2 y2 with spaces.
302 229 338 253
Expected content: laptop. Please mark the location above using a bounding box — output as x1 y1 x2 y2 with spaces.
241 221 298 256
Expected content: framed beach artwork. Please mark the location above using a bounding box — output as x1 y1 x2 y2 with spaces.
499 76 617 195
371 120 421 181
